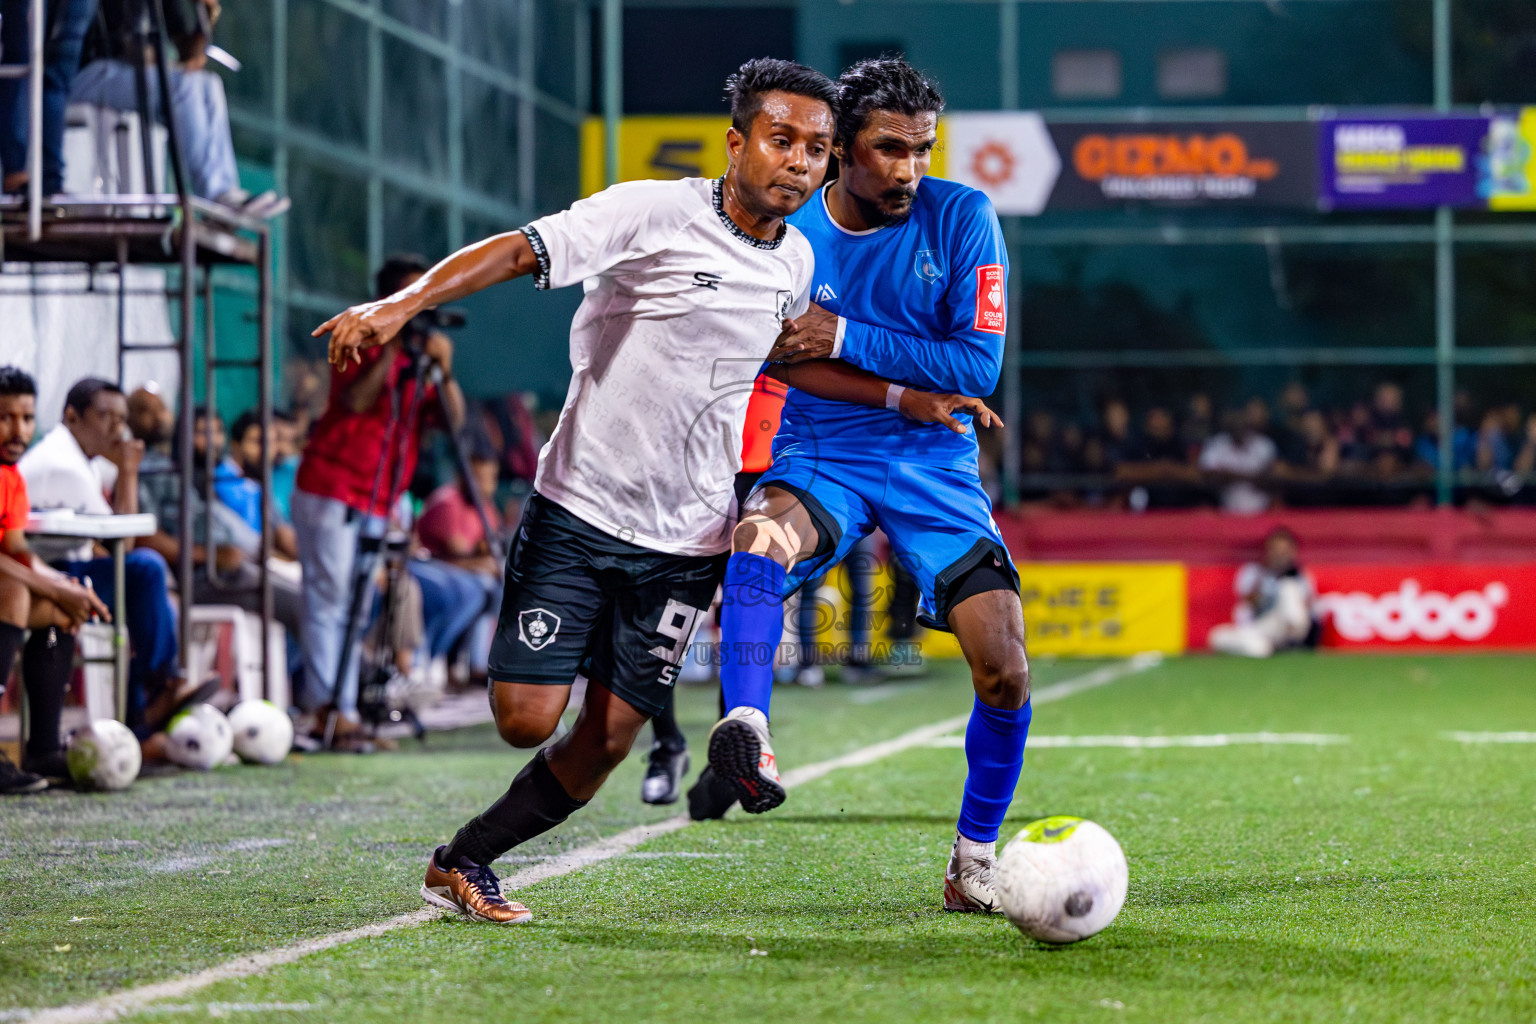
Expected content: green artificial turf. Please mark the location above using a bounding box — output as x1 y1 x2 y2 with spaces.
4 654 1536 1022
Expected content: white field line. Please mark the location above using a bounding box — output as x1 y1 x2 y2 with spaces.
1443 731 1536 743
20 654 1163 1024
926 731 1350 749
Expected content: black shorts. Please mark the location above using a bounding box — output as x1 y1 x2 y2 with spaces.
486 493 729 716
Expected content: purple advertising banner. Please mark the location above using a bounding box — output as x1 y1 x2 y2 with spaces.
1320 117 1488 209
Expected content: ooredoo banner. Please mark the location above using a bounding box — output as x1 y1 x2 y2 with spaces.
1187 563 1536 651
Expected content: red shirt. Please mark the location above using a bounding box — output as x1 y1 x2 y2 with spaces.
417 482 501 560
296 346 439 516
0 463 28 531
739 374 788 474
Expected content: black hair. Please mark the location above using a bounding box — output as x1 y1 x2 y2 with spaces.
835 57 945 152
1266 525 1299 546
724 57 837 137
231 410 262 445
64 377 124 417
376 253 430 300
0 366 36 398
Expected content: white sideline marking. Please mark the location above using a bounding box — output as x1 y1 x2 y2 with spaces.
926 731 1349 749
1444 731 1536 744
20 655 1162 1024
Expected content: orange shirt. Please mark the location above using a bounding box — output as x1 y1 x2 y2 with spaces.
0 463 28 532
739 374 788 474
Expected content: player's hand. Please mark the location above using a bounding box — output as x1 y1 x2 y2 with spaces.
313 297 416 367
50 578 111 626
897 391 1004 434
767 303 839 363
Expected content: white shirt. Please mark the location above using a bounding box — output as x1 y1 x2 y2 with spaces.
1232 562 1316 624
1198 432 1277 515
18 423 116 561
523 177 814 556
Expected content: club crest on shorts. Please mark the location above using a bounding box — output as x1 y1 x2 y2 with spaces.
914 249 943 284
518 608 561 651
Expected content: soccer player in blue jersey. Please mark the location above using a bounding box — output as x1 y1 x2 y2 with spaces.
705 58 1030 914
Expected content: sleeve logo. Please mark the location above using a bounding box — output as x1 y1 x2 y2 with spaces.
973 264 1006 335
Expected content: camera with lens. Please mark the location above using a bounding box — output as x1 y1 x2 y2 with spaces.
400 306 468 354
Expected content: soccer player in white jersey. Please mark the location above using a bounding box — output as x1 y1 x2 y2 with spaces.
317 58 1000 924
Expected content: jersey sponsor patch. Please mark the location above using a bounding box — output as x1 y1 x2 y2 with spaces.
973 264 1006 334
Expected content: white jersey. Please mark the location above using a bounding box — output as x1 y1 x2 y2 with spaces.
522 177 814 556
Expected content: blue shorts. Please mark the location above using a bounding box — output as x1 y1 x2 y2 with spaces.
756 452 1018 631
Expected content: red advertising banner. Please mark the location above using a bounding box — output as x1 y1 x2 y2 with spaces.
1187 563 1536 651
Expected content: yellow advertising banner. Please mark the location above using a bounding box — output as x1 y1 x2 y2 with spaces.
580 115 951 195
920 563 1188 659
1486 108 1536 211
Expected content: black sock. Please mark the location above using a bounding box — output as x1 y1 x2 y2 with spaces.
22 627 73 761
441 748 589 867
0 622 23 702
650 692 685 748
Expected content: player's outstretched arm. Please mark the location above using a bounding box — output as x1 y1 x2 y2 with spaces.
766 360 1001 434
314 232 539 367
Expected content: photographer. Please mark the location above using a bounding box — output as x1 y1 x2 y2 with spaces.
291 254 464 748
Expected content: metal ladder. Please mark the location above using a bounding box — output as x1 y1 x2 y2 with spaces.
0 0 44 240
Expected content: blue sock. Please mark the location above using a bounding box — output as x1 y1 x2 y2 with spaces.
718 552 786 719
957 697 1032 843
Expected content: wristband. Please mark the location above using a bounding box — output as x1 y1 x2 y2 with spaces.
885 384 906 412
830 317 847 358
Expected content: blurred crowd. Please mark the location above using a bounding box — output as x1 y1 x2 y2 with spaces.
1016 382 1536 512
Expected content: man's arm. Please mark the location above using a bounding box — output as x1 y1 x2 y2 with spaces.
0 530 111 624
766 360 1002 434
317 233 538 367
770 198 1008 397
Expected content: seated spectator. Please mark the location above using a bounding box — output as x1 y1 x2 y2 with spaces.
127 383 176 476
1116 406 1201 509
269 409 301 521
137 409 304 639
1414 409 1476 473
18 377 198 736
417 439 502 575
1361 383 1415 465
69 0 288 216
1279 409 1340 476
1475 407 1513 473
1208 526 1318 659
0 0 95 195
1198 406 1277 514
0 367 111 792
1180 392 1214 456
1097 398 1137 469
1512 414 1536 478
224 408 298 558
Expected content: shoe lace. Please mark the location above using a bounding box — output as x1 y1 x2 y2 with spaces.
460 862 507 905
956 850 996 888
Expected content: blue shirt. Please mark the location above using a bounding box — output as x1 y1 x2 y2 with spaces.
775 177 1008 470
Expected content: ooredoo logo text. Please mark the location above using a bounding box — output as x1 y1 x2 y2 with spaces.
1318 579 1509 643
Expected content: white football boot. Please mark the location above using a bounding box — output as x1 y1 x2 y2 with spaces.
706 707 785 813
944 834 1000 913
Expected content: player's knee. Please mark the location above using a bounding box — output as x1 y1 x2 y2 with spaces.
596 731 634 771
494 711 558 749
973 656 1030 711
731 520 790 567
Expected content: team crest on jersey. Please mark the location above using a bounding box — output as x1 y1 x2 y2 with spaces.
914 250 943 284
518 608 561 651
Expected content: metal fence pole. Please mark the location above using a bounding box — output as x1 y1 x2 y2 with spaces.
1432 0 1454 505
602 0 622 187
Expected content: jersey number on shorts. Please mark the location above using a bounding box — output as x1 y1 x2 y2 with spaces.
649 599 707 686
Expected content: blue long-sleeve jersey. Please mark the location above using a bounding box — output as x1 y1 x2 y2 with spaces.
774 176 1009 471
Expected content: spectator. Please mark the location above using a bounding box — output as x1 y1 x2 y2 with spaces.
1208 526 1317 658
127 384 174 463
0 0 96 195
1116 406 1201 509
412 437 502 678
136 409 304 639
18 377 196 735
1475 407 1513 472
1097 398 1137 469
1180 392 1214 457
1361 383 1415 465
290 254 465 747
1283 409 1341 476
1198 406 1277 514
225 408 298 558
1414 409 1476 473
70 0 288 215
0 367 110 792
1512 414 1536 477
269 409 300 521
